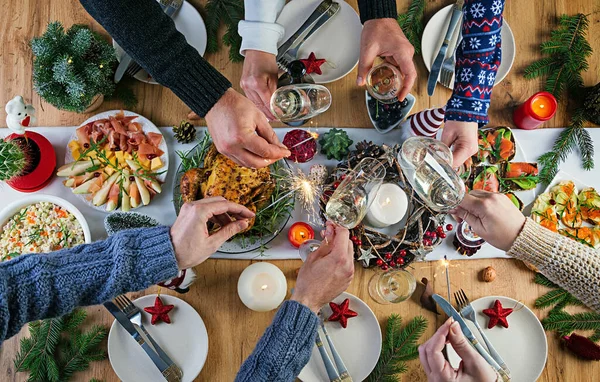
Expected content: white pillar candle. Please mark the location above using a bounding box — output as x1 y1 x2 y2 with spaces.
237 262 287 312
364 183 408 228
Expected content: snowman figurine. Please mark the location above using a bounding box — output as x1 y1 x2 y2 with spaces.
5 96 36 136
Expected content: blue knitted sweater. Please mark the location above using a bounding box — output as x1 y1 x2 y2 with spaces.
0 226 318 380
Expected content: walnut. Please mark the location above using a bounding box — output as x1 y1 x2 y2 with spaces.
481 266 496 282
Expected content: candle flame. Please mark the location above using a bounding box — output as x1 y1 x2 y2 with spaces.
261 284 268 290
309 132 319 140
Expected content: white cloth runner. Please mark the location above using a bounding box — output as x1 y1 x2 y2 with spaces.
2 126 599 261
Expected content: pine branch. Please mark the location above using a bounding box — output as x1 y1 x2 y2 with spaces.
367 315 427 382
542 311 600 337
397 0 425 55
534 273 559 288
205 0 244 62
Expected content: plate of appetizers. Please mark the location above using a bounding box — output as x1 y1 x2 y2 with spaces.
57 110 168 212
173 132 294 254
531 171 600 249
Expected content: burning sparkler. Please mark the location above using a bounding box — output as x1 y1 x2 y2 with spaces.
289 131 319 149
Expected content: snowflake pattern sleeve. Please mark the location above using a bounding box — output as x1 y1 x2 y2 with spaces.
445 0 505 126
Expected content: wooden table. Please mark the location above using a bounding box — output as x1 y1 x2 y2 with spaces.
1 1 599 381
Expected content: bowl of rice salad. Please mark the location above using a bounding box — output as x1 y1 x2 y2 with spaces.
0 194 91 261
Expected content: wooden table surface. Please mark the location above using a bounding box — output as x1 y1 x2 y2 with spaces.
1 1 599 381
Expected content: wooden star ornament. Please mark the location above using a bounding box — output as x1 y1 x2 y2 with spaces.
144 296 174 325
483 299 513 329
300 52 326 75
328 298 358 328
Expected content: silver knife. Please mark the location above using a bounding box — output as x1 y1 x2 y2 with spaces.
432 294 511 382
114 0 182 83
104 302 171 374
427 0 464 96
276 0 333 62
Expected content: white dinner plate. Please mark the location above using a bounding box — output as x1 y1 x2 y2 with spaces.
113 0 207 84
108 294 208 382
298 292 382 382
65 110 169 213
447 296 548 382
421 5 515 89
276 0 362 84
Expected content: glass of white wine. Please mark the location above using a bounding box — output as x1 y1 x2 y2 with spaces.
368 269 416 304
325 157 386 229
366 62 403 104
270 83 332 124
398 137 466 212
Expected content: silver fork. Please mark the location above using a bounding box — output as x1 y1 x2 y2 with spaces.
125 62 142 78
439 32 462 88
114 295 183 382
277 2 340 73
454 290 510 376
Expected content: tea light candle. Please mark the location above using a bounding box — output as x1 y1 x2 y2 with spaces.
288 222 315 248
513 91 558 130
237 262 287 312
364 183 408 228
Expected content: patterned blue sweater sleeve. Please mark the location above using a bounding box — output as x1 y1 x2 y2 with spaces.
445 0 505 126
0 226 178 342
235 301 319 382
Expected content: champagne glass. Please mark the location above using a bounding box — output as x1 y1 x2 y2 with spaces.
270 84 332 123
366 63 403 104
398 136 466 212
368 269 416 304
325 158 386 229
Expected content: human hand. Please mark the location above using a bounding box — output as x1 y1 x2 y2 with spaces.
419 318 497 382
357 18 417 101
291 221 354 313
450 190 526 251
205 88 291 168
240 50 278 120
170 196 256 269
441 121 479 168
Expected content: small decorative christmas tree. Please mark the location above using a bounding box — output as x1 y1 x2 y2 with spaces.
0 138 32 182
30 21 136 113
319 128 353 160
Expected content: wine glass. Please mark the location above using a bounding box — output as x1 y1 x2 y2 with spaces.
298 239 322 262
398 136 466 212
368 269 416 304
270 83 332 123
325 157 386 229
366 63 403 104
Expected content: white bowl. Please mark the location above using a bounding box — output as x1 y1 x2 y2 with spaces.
0 194 92 245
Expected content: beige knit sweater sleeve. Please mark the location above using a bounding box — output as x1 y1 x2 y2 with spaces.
507 218 600 313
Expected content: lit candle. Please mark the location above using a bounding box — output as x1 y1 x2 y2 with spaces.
237 262 287 312
364 183 408 228
288 222 315 248
513 91 558 130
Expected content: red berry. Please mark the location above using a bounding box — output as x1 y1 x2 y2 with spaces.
384 253 392 260
341 174 347 180
439 232 447 239
446 224 454 231
397 258 405 265
424 231 431 238
376 259 384 266
437 226 444 233
356 240 362 246
389 261 396 267
399 250 407 257
350 236 358 243
423 239 432 246
381 265 389 271
431 231 439 238
333 181 340 189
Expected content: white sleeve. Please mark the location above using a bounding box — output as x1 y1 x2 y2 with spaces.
238 0 286 56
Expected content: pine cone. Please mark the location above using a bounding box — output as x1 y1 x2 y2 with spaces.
173 121 197 144
583 82 600 125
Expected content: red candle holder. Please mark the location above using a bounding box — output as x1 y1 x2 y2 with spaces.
288 222 315 248
513 91 557 130
5 132 56 193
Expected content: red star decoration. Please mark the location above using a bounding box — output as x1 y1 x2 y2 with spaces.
483 300 513 329
144 296 174 325
300 52 326 75
328 298 358 329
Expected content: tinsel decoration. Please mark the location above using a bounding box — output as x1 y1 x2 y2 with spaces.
366 314 427 382
524 14 595 185
13 309 108 382
30 21 136 113
563 333 600 361
173 120 197 144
